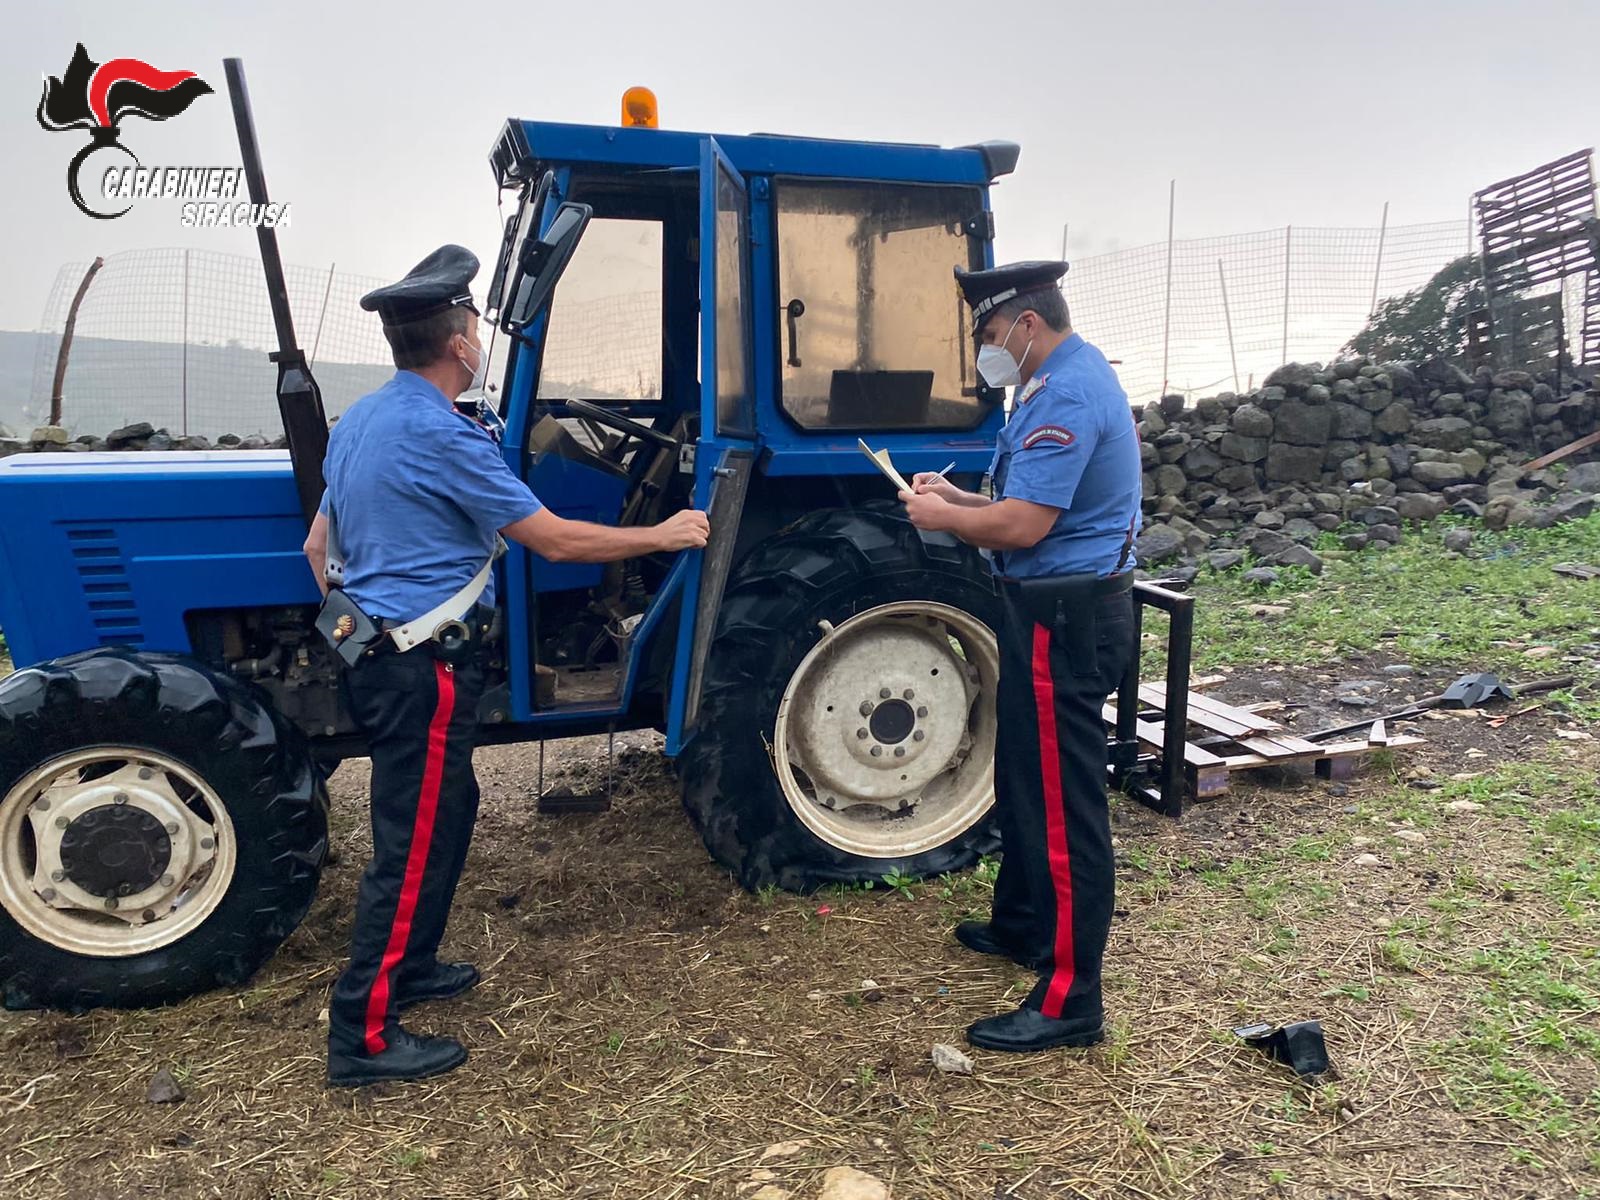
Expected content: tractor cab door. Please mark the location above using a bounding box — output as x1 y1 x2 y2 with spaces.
664 138 757 753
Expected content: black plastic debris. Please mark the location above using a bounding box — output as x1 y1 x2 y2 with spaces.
1233 1019 1330 1079
1438 672 1514 709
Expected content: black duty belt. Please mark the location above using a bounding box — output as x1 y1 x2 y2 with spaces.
999 571 1134 597
367 604 498 660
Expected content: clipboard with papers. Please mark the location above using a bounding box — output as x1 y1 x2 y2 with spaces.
856 438 912 493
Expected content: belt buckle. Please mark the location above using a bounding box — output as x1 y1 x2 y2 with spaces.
432 618 471 655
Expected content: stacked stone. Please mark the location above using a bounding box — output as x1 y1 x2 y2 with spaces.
1132 357 1599 576
0 421 283 458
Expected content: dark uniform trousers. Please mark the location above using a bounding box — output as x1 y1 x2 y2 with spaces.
989 580 1135 1020
328 645 485 1055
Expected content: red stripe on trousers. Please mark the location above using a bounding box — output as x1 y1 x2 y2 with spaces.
1031 622 1077 1018
363 660 457 1054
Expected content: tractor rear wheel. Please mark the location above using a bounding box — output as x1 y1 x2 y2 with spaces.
681 506 1002 891
0 649 326 1011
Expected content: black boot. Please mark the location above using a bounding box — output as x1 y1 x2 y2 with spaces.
966 1005 1104 1053
396 961 480 1010
327 1026 468 1088
954 921 1042 969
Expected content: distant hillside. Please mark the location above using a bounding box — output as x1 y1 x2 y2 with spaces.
0 330 391 439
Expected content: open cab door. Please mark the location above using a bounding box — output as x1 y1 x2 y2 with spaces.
665 138 758 752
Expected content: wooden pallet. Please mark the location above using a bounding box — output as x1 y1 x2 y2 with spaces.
1104 685 1421 801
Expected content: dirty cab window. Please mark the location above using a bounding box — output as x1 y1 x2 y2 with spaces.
775 181 985 430
537 218 663 401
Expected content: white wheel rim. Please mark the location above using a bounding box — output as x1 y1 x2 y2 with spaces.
773 601 998 859
0 747 237 957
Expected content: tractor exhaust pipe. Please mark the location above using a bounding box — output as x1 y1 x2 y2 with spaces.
222 57 328 528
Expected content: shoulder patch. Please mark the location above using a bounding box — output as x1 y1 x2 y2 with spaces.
1021 424 1076 450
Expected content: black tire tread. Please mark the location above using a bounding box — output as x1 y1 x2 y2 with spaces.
681 503 1001 891
0 649 327 1011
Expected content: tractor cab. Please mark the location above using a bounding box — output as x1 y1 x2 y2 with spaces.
481 110 1017 739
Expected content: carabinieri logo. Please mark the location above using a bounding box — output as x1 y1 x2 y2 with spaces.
35 43 249 223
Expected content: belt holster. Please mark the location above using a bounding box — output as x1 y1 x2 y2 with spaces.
316 588 383 666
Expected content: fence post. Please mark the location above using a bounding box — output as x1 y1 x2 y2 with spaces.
181 249 190 437
49 257 106 428
1369 201 1389 317
1281 225 1292 365
1217 259 1240 393
1060 222 1069 262
310 261 336 370
1160 180 1175 396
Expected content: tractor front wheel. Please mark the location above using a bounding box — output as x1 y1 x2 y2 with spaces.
0 650 327 1011
681 506 1002 891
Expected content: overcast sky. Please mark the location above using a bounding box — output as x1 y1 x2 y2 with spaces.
4 0 1597 333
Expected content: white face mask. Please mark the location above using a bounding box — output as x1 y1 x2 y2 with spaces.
458 337 489 392
976 313 1033 389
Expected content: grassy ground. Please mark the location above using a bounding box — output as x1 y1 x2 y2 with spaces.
3 519 1600 1198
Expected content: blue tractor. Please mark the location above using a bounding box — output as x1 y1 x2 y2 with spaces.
0 70 1023 1010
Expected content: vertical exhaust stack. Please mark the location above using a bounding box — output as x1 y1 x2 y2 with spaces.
222 57 328 527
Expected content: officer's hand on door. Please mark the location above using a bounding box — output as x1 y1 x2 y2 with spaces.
653 509 711 551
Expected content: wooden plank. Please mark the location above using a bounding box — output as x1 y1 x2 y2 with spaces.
1136 685 1279 738
1521 428 1600 474
1103 704 1228 768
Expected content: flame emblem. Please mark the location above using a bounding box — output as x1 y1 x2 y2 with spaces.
36 44 213 219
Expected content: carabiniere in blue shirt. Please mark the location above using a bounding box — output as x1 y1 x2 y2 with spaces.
989 333 1143 579
318 370 543 621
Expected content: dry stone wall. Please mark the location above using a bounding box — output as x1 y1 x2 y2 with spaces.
1131 357 1600 582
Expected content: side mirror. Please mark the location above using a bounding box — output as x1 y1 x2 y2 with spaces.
503 201 593 340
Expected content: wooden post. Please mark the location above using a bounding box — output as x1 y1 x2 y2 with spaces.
49 257 105 427
1218 259 1240 393
1160 180 1176 396
1369 201 1389 317
1281 226 1292 365
181 249 190 437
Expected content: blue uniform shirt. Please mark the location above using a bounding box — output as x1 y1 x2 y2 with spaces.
319 371 542 621
990 333 1143 578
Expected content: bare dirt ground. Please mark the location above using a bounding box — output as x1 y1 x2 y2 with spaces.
3 566 1600 1197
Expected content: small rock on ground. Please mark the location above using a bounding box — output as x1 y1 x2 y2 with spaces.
1351 853 1383 868
750 1188 792 1200
931 1043 974 1075
1446 800 1485 814
760 1140 810 1162
817 1167 890 1200
1393 829 1426 844
146 1066 185 1104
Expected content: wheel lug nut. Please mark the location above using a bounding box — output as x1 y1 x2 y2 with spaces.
39 888 57 903
114 793 129 805
138 768 154 780
142 909 157 922
903 689 915 700
117 883 133 896
856 728 869 739
160 875 175 888
913 730 925 742
870 746 882 757
859 701 873 717
200 837 215 850
33 797 50 812
55 816 69 829
104 897 119 910
894 746 906 757
165 822 179 836
50 869 65 883
879 688 891 699
916 706 928 718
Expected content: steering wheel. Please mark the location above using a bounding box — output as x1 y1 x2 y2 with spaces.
564 398 679 451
